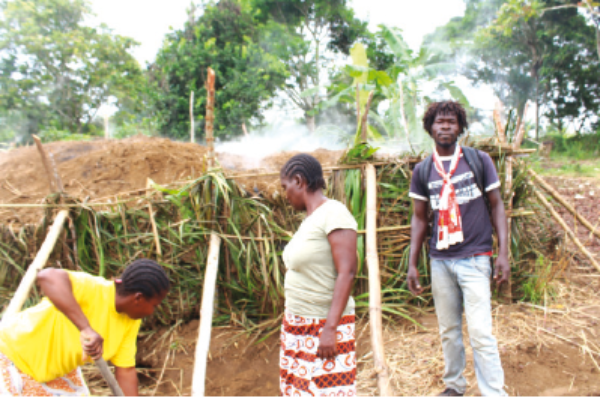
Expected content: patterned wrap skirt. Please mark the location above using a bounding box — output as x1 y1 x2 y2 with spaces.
0 352 90 396
280 311 356 397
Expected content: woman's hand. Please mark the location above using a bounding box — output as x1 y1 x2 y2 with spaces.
81 326 104 360
317 327 337 361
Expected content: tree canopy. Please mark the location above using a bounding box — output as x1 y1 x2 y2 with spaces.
148 0 288 140
0 0 143 139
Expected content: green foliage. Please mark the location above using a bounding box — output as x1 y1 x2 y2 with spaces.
423 0 600 134
251 0 371 130
148 0 288 140
546 131 600 160
0 0 144 138
520 255 555 304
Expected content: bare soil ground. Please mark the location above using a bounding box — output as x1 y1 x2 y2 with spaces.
0 137 343 225
84 273 600 397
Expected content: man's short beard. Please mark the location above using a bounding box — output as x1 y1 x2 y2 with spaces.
436 139 457 149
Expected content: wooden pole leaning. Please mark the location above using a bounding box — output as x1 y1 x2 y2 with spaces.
532 186 600 272
205 67 216 168
529 169 600 239
192 233 222 397
32 134 64 193
364 164 392 396
3 209 69 320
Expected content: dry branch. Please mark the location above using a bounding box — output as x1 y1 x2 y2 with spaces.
529 169 600 239
32 134 63 193
532 185 600 272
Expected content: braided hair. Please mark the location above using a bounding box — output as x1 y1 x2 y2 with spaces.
280 154 326 192
422 101 469 136
116 258 170 299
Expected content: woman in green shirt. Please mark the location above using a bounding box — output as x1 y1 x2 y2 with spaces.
279 154 358 397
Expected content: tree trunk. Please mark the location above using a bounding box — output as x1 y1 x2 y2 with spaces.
535 74 540 141
306 114 316 132
596 23 600 61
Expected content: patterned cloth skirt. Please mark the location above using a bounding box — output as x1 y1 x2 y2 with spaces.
280 311 356 397
0 352 89 396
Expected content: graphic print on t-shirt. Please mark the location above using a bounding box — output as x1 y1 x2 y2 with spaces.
429 170 482 210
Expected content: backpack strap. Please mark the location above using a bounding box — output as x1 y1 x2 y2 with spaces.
419 154 434 201
462 146 491 213
461 146 485 194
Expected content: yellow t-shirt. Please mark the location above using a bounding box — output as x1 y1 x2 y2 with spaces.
0 271 141 382
283 199 357 318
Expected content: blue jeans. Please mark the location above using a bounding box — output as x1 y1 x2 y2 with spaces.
431 256 507 396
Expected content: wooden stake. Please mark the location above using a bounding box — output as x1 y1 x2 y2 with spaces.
148 203 162 260
205 68 216 168
364 164 392 396
529 169 600 239
190 91 195 143
192 233 221 397
146 179 162 259
2 210 69 320
32 134 63 193
532 186 600 272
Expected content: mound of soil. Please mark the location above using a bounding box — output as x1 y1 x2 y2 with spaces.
0 136 344 225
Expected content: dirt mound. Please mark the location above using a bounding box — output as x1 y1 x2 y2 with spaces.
0 136 344 225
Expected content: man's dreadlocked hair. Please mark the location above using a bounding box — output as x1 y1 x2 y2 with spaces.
422 101 469 136
280 154 326 192
116 258 170 299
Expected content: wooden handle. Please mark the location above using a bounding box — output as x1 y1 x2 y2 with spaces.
95 358 124 396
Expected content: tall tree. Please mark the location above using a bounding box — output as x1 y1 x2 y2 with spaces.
0 0 143 137
423 0 600 136
252 0 370 131
149 0 288 140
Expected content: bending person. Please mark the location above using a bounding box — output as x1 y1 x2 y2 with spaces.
279 154 358 397
0 258 170 396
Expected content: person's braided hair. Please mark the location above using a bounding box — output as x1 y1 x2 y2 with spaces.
280 154 326 192
116 258 170 299
422 101 469 136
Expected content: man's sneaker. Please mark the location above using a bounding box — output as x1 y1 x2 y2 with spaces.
437 388 464 396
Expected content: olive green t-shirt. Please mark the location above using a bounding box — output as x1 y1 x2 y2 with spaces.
282 199 357 318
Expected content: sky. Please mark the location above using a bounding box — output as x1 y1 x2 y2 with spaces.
91 0 467 65
89 0 496 123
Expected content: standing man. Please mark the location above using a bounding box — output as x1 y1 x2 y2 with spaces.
407 101 509 396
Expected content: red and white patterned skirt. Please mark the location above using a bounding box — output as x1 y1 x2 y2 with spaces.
280 311 356 397
0 352 90 396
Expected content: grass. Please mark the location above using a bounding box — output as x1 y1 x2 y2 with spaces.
0 143 562 332
534 155 600 181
